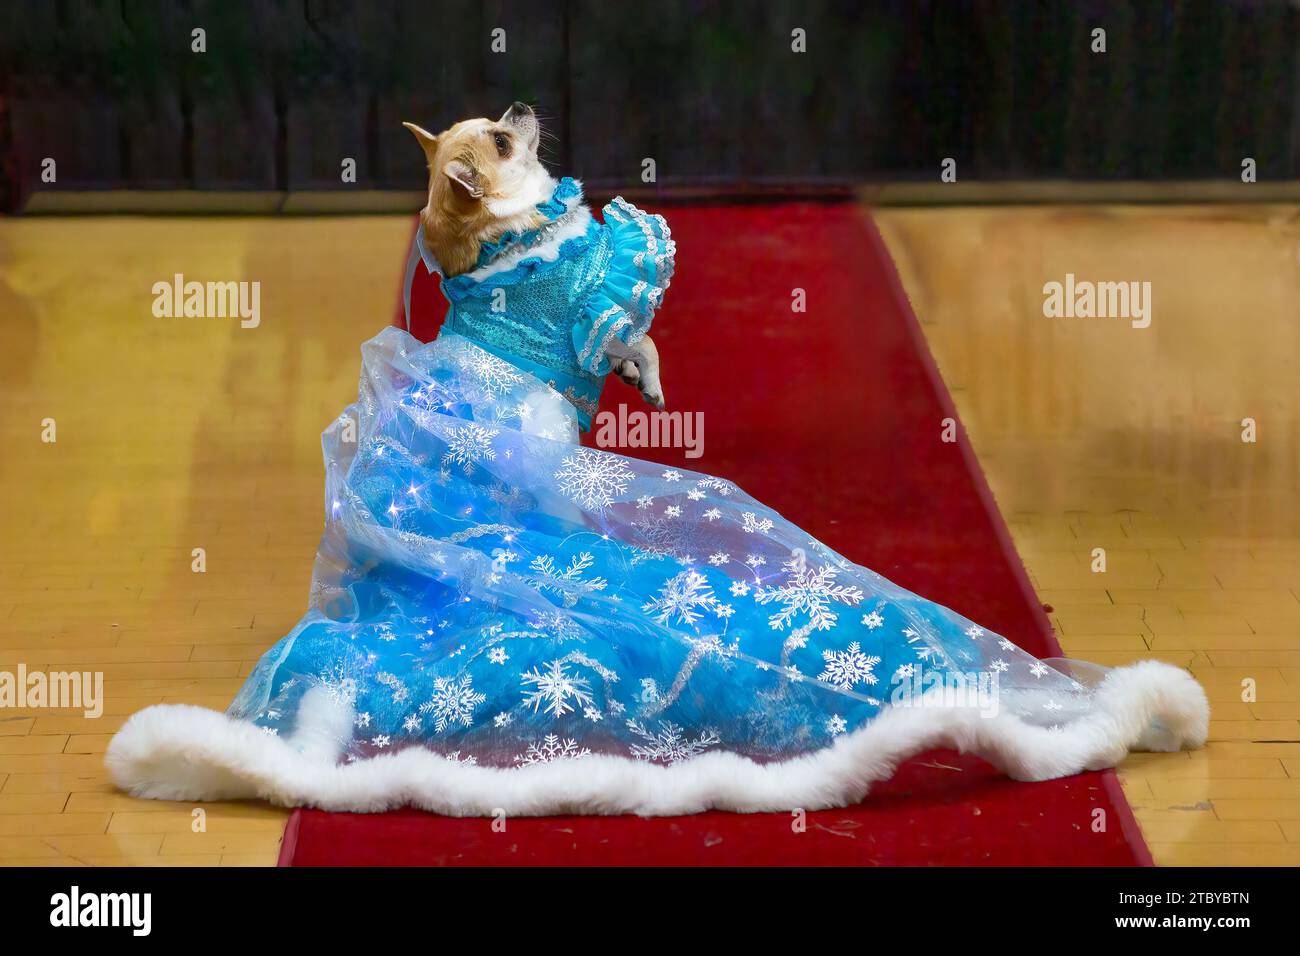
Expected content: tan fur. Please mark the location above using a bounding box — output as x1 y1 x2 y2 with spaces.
404 106 666 408
403 115 548 277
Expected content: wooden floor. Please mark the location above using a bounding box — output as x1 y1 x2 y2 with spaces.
0 216 413 865
0 205 1295 866
877 204 1300 866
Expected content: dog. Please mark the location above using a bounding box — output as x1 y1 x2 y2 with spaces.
403 103 664 409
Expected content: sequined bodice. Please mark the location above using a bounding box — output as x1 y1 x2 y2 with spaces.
408 177 675 429
442 219 614 404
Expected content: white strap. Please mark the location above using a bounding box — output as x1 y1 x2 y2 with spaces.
403 225 446 332
402 229 422 332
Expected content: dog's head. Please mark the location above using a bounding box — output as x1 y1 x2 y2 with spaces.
403 102 551 228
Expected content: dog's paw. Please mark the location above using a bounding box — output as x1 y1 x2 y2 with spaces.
611 355 663 409
613 358 641 388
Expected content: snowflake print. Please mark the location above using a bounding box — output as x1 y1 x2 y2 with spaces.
989 659 1010 673
826 714 848 736
814 641 882 690
895 662 916 679
642 570 720 626
686 633 740 669
555 448 634 510
627 720 720 765
583 706 603 722
418 674 486 732
441 423 499 474
530 610 586 643
686 489 705 501
730 580 751 597
626 504 707 564
662 470 681 482
862 610 884 629
636 495 654 509
320 671 359 705
402 714 422 733
703 507 722 521
488 647 509 665
514 734 592 766
1029 661 1050 678
494 712 514 728
520 659 595 718
528 552 608 608
708 552 730 566
461 350 526 396
965 625 985 639
371 735 391 748
753 557 865 632
784 625 813 651
740 512 774 534
697 477 734 496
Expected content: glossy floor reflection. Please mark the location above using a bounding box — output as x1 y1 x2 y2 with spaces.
877 203 1300 865
0 216 412 864
1 206 1295 865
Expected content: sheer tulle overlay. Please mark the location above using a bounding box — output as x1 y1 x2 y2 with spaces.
107 327 1209 815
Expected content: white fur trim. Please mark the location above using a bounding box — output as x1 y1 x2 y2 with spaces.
466 203 593 284
105 660 1207 816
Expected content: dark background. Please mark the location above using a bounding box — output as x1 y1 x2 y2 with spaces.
1 0 1297 211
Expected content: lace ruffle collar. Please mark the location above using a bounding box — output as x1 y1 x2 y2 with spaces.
416 177 584 280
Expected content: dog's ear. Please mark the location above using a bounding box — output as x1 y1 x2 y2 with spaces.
402 122 439 158
442 159 483 199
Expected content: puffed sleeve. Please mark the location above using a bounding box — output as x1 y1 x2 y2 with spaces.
571 197 675 376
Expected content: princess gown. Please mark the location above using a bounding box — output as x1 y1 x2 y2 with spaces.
107 179 1209 816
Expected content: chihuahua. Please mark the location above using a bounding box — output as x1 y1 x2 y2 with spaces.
403 103 664 408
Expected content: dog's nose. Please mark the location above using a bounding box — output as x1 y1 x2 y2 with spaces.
501 102 539 150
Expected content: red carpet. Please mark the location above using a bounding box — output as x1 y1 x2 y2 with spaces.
280 201 1150 866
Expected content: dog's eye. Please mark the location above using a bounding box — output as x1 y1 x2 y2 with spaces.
493 132 510 157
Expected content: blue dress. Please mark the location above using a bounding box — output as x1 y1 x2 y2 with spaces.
106 180 1209 815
